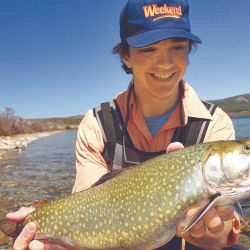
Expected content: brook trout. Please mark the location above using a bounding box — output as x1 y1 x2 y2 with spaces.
1 139 250 249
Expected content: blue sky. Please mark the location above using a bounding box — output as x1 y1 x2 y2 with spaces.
0 0 249 119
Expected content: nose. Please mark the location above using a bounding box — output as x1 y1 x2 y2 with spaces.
155 49 173 70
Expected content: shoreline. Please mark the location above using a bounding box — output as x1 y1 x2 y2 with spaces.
0 130 63 159
228 111 250 118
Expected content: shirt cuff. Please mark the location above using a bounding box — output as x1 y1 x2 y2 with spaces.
226 215 241 247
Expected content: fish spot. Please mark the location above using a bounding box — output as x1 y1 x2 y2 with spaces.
122 231 129 237
176 204 182 210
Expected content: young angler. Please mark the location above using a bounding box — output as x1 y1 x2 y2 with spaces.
7 0 240 249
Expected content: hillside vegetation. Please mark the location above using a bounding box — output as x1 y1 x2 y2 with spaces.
27 116 83 130
0 107 82 136
209 94 250 116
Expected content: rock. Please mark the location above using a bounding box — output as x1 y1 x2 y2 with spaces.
0 131 61 152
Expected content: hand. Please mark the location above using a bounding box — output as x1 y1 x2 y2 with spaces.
7 206 69 250
166 143 236 249
6 206 40 250
166 142 184 153
177 205 234 249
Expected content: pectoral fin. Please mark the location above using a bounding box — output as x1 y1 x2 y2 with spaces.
182 193 221 233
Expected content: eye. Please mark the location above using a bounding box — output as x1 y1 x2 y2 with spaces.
173 46 186 51
142 47 157 53
242 144 250 152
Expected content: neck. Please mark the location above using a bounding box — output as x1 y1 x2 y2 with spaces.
134 86 180 118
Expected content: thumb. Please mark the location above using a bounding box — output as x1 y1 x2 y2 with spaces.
166 142 184 153
13 222 37 250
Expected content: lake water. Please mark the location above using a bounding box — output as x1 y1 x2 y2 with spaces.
232 115 250 139
0 116 249 249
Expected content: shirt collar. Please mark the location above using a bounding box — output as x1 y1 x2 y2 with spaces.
182 81 213 122
119 79 213 128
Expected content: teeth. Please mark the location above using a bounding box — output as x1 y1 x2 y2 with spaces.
153 73 172 80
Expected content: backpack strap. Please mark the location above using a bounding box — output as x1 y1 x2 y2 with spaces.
93 101 117 170
172 101 217 146
191 102 217 144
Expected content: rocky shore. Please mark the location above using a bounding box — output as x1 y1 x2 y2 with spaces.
0 131 62 159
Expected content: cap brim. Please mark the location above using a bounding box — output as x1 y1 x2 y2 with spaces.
126 28 202 48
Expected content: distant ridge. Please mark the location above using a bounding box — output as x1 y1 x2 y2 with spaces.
26 115 83 130
28 93 250 124
208 94 250 117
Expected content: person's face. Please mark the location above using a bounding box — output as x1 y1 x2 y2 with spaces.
122 38 189 100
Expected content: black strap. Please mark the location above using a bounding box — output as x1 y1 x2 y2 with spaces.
99 102 116 170
172 101 217 146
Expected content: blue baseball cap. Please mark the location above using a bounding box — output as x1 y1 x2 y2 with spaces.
120 0 202 48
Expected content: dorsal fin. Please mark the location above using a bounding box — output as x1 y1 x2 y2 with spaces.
91 169 123 187
32 199 48 209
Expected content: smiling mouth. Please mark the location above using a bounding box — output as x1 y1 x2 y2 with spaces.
151 73 174 81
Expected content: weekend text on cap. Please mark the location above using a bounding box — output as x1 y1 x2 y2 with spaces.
143 4 182 20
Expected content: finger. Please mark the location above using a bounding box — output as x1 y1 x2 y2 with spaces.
29 240 45 250
44 244 68 250
216 205 234 221
189 219 206 238
6 207 35 222
177 206 206 238
30 240 67 250
203 207 224 234
166 142 184 153
13 222 37 250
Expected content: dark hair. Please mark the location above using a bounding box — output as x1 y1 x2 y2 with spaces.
112 42 132 74
112 40 198 74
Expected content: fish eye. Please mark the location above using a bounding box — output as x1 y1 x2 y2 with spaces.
242 144 250 152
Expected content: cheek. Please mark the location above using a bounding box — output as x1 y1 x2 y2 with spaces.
131 57 151 73
174 55 189 72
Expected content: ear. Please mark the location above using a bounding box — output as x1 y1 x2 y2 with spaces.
121 53 132 69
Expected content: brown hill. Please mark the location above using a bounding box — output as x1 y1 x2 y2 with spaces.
208 94 250 117
26 115 83 130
